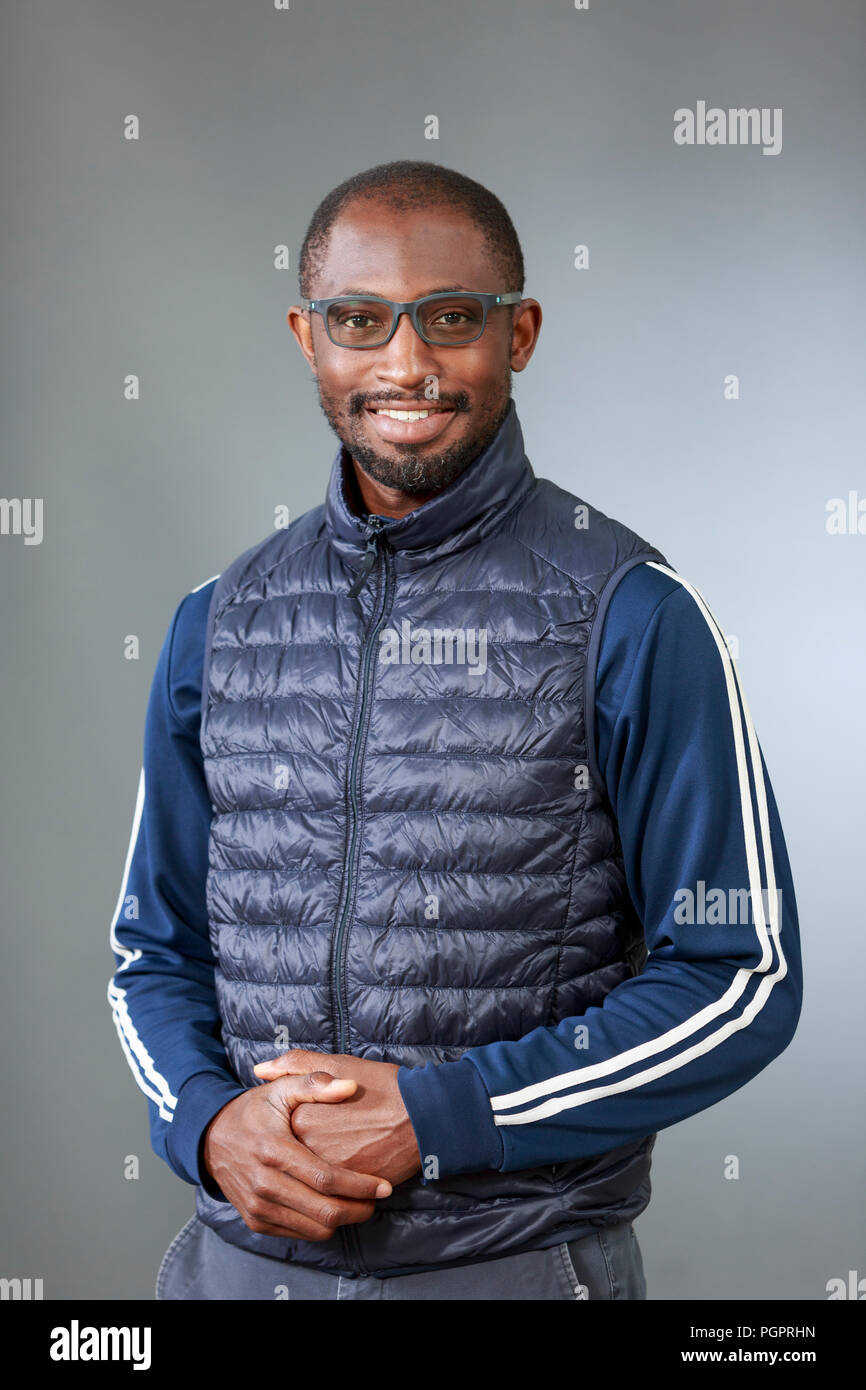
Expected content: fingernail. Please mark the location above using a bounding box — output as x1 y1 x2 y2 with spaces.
375 1182 392 1198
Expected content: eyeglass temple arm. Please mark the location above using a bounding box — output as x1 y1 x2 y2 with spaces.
300 292 523 311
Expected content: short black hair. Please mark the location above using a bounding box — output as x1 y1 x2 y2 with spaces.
297 160 525 300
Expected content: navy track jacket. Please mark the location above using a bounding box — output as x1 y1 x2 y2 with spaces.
108 466 802 1200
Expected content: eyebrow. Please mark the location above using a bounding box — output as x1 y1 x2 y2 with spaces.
329 285 473 299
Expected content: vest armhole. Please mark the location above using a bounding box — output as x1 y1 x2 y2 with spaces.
583 553 664 817
199 577 222 744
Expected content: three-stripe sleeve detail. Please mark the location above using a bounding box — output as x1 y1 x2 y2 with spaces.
490 562 787 1127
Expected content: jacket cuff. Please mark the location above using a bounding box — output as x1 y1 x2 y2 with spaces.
164 1071 247 1199
397 1056 504 1182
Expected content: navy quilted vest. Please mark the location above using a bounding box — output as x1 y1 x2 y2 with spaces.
196 402 666 1276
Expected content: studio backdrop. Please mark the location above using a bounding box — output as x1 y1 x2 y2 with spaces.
0 0 863 1300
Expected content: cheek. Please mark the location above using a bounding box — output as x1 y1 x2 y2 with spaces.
313 342 355 388
460 345 509 382
319 366 365 406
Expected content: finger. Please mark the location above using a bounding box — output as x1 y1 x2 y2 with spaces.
288 1143 392 1201
261 1121 392 1200
253 1058 294 1078
244 1174 377 1240
242 1213 336 1242
254 1049 325 1079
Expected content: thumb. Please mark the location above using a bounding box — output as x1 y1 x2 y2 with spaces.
273 1069 358 1103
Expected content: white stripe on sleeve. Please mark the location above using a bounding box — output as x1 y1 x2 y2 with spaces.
491 563 787 1125
107 766 178 1121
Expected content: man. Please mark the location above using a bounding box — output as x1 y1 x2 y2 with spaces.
108 160 802 1301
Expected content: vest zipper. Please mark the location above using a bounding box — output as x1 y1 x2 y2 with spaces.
346 521 382 600
332 514 395 1277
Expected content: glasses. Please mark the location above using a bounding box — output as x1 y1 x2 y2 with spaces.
300 290 523 348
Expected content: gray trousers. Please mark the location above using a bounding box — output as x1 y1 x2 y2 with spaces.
157 1214 647 1301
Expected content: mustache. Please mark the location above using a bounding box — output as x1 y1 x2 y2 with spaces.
351 392 470 413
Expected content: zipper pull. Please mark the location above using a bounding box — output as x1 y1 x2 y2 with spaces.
347 515 386 599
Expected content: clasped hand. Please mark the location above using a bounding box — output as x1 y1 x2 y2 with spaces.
202 1050 422 1242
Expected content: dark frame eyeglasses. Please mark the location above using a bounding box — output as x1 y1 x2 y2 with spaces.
300 290 523 348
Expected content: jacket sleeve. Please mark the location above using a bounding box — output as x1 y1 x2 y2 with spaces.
396 560 804 1178
107 579 246 1193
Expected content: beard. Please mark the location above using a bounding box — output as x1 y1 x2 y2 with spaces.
314 374 513 497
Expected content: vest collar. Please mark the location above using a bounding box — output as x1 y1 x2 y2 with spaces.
325 399 535 557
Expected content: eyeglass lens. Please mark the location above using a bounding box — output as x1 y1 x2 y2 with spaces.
326 296 486 346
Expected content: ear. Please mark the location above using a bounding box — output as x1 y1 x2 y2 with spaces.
287 305 317 373
510 298 542 373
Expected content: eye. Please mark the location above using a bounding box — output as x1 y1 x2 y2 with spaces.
330 302 389 333
421 297 485 335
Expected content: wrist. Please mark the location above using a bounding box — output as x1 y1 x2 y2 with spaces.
397 1056 503 1181
165 1073 246 1196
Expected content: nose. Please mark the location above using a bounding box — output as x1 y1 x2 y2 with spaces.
373 310 440 386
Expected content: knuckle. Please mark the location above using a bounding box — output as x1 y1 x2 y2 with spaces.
310 1167 334 1194
316 1203 342 1229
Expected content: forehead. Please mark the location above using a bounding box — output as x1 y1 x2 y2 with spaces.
316 199 498 298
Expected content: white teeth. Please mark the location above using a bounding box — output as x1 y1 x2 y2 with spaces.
374 408 436 421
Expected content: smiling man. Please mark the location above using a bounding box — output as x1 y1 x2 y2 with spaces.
108 160 802 1301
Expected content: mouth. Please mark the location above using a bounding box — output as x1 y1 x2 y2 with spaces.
363 403 456 444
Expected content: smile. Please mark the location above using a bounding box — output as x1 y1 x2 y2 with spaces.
364 404 456 443
372 408 442 421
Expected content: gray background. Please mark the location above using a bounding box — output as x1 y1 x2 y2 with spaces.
1 0 863 1300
